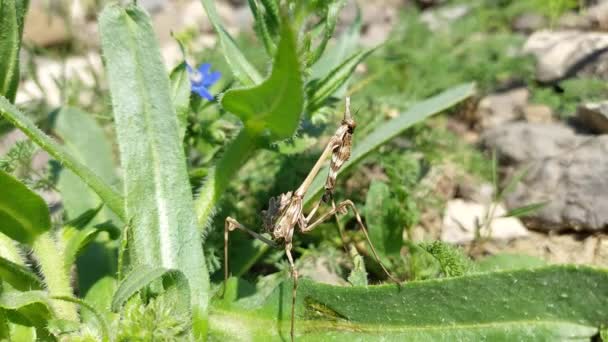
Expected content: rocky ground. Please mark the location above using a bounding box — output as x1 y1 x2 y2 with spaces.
5 0 608 268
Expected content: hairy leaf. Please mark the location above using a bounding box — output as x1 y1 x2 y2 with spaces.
0 97 125 219
200 0 262 85
477 253 547 273
211 266 608 340
169 62 190 142
0 170 50 244
111 265 189 314
54 107 121 225
0 0 28 103
99 5 209 337
304 83 476 206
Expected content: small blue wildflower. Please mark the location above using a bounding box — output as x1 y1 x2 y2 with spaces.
186 63 221 100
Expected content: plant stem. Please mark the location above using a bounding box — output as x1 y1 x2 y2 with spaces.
195 128 260 235
32 232 78 321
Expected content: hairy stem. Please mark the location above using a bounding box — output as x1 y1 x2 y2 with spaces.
32 232 78 321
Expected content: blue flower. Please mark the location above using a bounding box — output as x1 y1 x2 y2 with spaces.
187 63 221 100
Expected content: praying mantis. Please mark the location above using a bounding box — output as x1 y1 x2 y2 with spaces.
224 97 400 341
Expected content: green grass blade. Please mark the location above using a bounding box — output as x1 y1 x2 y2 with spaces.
200 0 262 85
307 47 375 115
0 97 126 220
0 0 28 103
99 4 209 337
211 266 608 340
0 170 50 245
303 83 476 206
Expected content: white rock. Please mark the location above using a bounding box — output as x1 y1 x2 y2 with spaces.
523 30 608 82
441 199 529 244
420 4 469 32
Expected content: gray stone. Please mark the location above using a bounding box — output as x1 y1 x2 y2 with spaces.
523 30 608 82
483 122 608 231
512 13 547 34
482 122 580 164
476 88 529 131
577 101 608 133
420 4 470 32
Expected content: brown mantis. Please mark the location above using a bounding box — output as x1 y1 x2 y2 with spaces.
224 97 400 341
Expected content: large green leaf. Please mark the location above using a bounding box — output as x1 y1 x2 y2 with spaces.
303 83 476 206
0 287 54 327
99 4 209 338
0 257 43 291
54 107 121 225
0 0 28 103
221 19 304 141
200 0 262 85
364 180 402 258
0 170 50 245
195 19 304 231
0 97 125 219
211 266 608 340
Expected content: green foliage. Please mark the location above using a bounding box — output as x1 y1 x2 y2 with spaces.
0 97 126 219
99 4 208 337
0 0 28 103
347 246 368 287
211 266 608 340
0 169 50 245
477 253 547 273
364 181 405 260
531 78 608 117
221 20 303 141
115 296 189 341
420 241 475 278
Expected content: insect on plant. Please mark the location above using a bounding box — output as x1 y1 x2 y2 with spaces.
224 97 400 341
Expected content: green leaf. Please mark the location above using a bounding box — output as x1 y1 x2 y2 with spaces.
169 62 190 142
51 296 111 342
0 0 28 103
307 48 375 115
310 5 361 80
82 276 116 334
364 180 402 258
53 107 121 226
0 257 43 291
200 0 262 85
0 97 126 220
99 5 209 338
111 265 189 313
249 0 276 56
347 246 367 287
62 223 120 272
0 169 50 245
211 266 608 340
221 19 304 141
502 202 548 218
0 288 54 327
477 253 547 273
304 83 476 206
